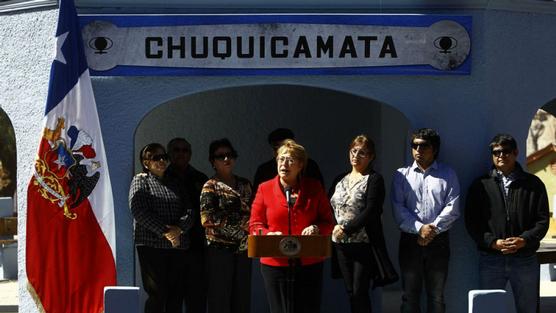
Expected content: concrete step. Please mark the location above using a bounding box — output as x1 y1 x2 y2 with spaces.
0 305 17 313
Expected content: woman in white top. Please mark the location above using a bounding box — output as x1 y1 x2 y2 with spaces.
329 135 397 313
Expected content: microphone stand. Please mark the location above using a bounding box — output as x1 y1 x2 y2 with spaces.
285 187 295 313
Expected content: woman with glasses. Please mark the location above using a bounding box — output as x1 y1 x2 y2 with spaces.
129 143 193 313
249 139 335 313
329 135 397 313
200 138 253 313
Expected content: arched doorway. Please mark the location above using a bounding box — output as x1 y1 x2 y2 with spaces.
0 108 17 287
132 84 410 312
0 109 16 201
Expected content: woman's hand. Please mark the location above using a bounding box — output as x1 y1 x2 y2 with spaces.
267 231 283 235
164 225 183 247
332 224 345 241
301 225 319 235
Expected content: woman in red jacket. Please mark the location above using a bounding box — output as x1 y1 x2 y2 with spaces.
249 139 335 313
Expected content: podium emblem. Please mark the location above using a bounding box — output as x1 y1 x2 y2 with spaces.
279 237 301 256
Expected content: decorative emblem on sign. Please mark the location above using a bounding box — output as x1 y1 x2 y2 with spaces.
279 237 301 257
88 37 113 54
434 36 457 54
32 117 101 219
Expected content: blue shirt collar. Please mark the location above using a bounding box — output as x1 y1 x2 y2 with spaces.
411 160 438 173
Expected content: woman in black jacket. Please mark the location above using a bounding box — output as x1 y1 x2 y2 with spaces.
329 135 397 313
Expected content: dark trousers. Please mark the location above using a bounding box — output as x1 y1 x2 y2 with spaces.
137 246 186 313
398 232 450 313
335 243 375 313
206 246 252 313
184 248 207 313
260 261 324 313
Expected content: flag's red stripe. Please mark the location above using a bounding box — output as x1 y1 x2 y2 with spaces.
26 177 116 312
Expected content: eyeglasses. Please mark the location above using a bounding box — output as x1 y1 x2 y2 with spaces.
491 148 513 157
277 156 297 165
213 153 236 161
150 153 169 162
350 148 369 158
411 142 432 150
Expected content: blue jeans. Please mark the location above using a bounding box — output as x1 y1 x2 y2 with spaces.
399 232 450 313
479 252 539 313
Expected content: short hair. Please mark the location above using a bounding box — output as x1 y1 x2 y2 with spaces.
268 128 295 145
208 138 238 164
167 137 191 153
411 128 441 159
276 139 308 169
349 134 375 157
489 134 517 151
139 143 165 172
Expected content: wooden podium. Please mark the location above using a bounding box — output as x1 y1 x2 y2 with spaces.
247 235 331 258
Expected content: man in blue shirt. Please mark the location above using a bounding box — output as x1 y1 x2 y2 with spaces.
391 128 460 313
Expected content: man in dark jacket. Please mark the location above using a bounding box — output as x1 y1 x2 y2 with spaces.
166 137 209 313
465 133 549 313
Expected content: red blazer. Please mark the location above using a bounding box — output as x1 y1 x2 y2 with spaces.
249 176 335 267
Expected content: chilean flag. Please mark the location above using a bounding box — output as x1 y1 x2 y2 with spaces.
26 0 117 312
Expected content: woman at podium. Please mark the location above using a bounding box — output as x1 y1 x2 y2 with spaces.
200 138 253 313
249 139 335 313
329 135 397 313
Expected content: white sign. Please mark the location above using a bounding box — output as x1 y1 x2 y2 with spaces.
81 16 471 75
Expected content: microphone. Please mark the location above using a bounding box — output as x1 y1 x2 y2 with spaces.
285 186 292 207
285 186 293 236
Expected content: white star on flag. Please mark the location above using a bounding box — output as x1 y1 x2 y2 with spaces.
54 154 66 170
54 31 69 64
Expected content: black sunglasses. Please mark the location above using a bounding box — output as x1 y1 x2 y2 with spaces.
411 142 432 150
213 152 237 161
491 148 513 157
150 153 169 162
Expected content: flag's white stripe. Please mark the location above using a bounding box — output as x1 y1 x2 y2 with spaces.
43 69 116 261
